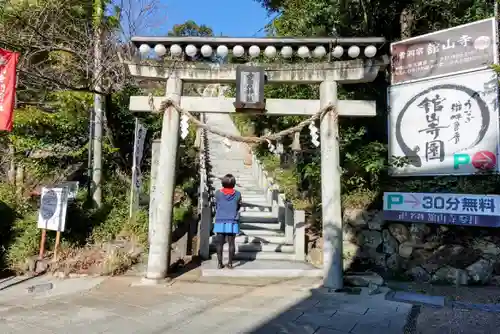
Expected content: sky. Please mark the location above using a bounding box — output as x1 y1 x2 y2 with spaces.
150 0 272 37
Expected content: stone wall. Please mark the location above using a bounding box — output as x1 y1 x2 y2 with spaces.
308 208 500 285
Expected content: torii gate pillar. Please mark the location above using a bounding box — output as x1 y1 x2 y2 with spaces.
145 76 182 280
319 80 343 289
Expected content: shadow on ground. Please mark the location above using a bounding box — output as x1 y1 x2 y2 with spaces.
243 285 412 334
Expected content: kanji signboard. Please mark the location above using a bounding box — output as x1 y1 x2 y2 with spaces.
383 192 500 227
391 18 497 85
388 69 499 176
234 65 265 110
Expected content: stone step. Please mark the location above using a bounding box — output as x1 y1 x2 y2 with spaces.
210 162 247 166
240 193 268 199
210 184 261 190
210 181 260 188
209 167 250 171
237 188 264 194
241 199 271 207
207 159 249 163
208 157 249 161
208 158 248 162
208 169 254 174
241 196 272 204
209 177 257 183
240 211 275 218
210 167 249 170
209 159 248 162
207 183 262 190
236 184 263 188
239 189 266 194
206 157 249 161
235 187 264 191
208 165 250 168
208 171 255 176
209 234 287 245
209 243 295 253
208 150 247 154
240 205 272 213
240 222 281 230
209 176 255 181
208 171 253 175
240 215 277 223
208 151 247 155
240 192 268 197
242 229 285 237
211 251 297 261
241 194 270 200
229 181 260 186
201 259 322 277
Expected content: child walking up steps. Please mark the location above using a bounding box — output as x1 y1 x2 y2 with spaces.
213 174 242 269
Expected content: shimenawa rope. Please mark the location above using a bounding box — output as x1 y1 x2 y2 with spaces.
147 93 337 144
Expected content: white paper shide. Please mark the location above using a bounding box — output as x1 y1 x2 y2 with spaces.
37 187 69 232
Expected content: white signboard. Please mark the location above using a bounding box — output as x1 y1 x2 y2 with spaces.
55 181 79 200
37 187 69 232
388 68 499 176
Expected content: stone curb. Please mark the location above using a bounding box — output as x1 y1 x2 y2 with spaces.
386 291 446 308
52 272 102 279
450 301 500 313
386 290 500 313
26 282 53 293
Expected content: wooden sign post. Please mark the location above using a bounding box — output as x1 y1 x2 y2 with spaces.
38 229 47 259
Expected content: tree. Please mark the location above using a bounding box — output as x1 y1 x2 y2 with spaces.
167 20 215 96
243 0 498 216
0 0 167 206
256 0 494 40
168 20 214 37
0 0 160 104
0 2 205 272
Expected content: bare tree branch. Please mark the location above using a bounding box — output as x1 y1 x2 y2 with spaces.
0 0 160 104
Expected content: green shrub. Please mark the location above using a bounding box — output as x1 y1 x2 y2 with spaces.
6 212 41 271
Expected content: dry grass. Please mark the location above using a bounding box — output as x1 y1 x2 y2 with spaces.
51 242 142 276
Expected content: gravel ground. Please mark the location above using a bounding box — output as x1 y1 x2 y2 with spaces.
387 281 500 304
415 305 500 334
388 281 500 334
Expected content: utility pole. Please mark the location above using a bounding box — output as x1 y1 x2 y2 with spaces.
87 107 94 204
92 0 104 207
495 0 498 47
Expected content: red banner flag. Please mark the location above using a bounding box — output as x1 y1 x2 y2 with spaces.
0 48 20 132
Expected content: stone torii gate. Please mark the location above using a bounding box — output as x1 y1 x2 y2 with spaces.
125 36 388 289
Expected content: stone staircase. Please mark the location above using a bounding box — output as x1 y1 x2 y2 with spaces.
199 113 321 277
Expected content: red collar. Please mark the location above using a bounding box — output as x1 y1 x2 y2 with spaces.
221 188 235 195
